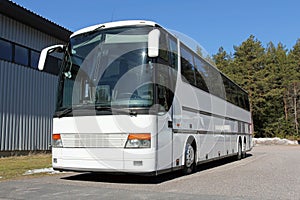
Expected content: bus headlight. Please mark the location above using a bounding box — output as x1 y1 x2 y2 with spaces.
52 133 63 148
125 133 151 148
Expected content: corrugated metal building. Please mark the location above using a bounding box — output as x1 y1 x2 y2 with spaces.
0 0 71 153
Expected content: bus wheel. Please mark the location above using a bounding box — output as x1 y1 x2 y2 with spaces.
237 141 242 160
242 139 247 158
183 143 195 174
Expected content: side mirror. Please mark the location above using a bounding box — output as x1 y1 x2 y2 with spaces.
38 44 65 71
148 29 160 58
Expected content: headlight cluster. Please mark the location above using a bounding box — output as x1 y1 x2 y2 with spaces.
52 133 151 148
125 133 151 148
52 133 63 148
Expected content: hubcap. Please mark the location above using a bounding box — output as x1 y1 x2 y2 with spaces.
185 144 195 167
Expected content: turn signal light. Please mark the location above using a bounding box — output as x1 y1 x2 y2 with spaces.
52 134 61 140
128 133 151 140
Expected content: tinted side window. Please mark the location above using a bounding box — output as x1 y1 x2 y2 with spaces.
194 57 209 92
158 32 169 65
230 81 239 106
205 65 223 98
244 93 250 111
0 39 13 61
168 37 178 70
222 75 231 101
180 45 195 85
237 90 246 109
238 90 250 111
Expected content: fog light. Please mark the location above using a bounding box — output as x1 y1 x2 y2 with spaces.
133 161 143 166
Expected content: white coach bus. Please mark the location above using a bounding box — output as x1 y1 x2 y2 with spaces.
38 20 252 175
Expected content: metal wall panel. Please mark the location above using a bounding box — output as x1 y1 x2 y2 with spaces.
0 14 64 50
0 13 68 151
0 60 58 151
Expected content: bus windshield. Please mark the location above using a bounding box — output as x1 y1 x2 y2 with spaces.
56 26 155 115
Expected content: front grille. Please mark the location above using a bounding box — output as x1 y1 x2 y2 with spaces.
60 133 128 148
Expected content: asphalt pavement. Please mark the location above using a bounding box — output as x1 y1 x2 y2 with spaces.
0 145 300 200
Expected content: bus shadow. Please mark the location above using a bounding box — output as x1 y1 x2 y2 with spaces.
196 153 253 172
61 154 253 184
61 170 184 184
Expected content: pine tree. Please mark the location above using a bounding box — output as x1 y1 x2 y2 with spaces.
262 42 289 137
287 39 300 138
213 47 231 72
213 36 300 138
231 35 265 136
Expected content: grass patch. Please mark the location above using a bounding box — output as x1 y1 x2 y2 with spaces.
0 154 52 181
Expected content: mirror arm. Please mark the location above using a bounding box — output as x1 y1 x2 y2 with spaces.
38 44 65 71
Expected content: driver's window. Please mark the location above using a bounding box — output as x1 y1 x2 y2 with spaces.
156 68 172 112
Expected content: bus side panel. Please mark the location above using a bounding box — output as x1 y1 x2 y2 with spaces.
156 111 173 171
172 133 189 166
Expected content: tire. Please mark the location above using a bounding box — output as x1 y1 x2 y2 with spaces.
183 143 195 175
242 151 246 159
242 144 246 159
237 141 242 160
242 143 246 159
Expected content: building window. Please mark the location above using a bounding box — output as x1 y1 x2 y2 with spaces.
15 45 29 66
30 50 40 69
0 38 62 75
0 39 13 61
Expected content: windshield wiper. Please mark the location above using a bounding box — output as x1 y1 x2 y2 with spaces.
92 25 105 32
55 105 98 118
55 105 140 118
54 107 73 118
95 106 138 116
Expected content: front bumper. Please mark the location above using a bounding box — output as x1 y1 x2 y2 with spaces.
52 147 156 173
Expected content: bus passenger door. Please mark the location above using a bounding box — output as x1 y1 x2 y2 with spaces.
155 69 174 171
155 33 178 172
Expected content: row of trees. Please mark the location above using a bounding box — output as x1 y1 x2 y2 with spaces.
212 36 299 138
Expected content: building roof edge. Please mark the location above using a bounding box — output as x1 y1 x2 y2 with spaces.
0 0 72 42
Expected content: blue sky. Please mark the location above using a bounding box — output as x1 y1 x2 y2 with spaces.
12 0 300 55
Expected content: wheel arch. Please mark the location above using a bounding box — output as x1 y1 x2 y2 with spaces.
182 135 197 164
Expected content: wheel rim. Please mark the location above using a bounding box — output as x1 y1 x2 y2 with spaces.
185 144 195 167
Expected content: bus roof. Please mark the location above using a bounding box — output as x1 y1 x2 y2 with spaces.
70 20 159 38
